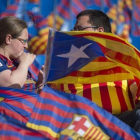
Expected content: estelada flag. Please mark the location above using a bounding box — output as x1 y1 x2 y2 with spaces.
45 30 140 84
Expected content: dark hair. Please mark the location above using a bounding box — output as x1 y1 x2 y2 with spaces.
76 10 112 33
0 16 27 45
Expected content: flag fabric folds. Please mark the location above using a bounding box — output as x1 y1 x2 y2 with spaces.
0 86 140 139
45 30 140 84
46 0 86 31
27 86 140 140
29 58 42 81
27 11 49 54
0 0 20 18
0 87 39 125
0 115 47 140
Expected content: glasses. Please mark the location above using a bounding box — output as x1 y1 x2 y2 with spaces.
71 25 98 31
17 38 28 45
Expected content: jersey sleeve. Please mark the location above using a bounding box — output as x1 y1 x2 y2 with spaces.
0 58 8 73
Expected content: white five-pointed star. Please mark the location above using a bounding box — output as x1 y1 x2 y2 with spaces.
57 43 92 67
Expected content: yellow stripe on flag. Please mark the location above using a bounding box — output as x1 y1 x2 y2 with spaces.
74 84 84 97
49 73 134 84
107 82 121 114
27 122 60 139
30 35 48 52
63 84 71 94
91 83 102 108
28 36 39 46
80 61 117 71
39 27 49 36
37 42 47 54
122 80 134 110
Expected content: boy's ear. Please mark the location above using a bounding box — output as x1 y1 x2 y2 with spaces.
98 27 104 32
5 34 12 45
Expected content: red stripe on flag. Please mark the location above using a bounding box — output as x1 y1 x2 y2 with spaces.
98 135 104 140
36 19 47 28
99 83 112 113
4 99 32 113
83 71 92 77
29 36 39 48
0 89 37 104
0 122 44 137
94 0 101 6
0 106 28 123
1 13 15 17
84 126 94 139
33 37 48 54
113 51 140 70
57 0 70 19
57 3 69 19
30 111 70 129
72 6 79 15
7 5 18 10
128 86 135 109
93 56 108 62
61 84 64 91
74 0 85 10
29 63 39 77
0 136 20 140
69 66 128 77
114 81 128 112
31 104 73 119
68 84 77 94
98 43 140 71
83 84 92 100
29 84 33 92
95 131 101 139
72 0 85 15
23 83 27 91
87 128 98 140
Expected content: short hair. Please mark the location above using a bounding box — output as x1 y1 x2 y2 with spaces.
76 10 112 33
0 16 27 45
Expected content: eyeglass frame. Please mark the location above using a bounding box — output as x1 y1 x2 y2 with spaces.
71 25 98 31
17 37 28 45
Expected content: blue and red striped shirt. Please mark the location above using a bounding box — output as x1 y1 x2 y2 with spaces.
0 54 36 92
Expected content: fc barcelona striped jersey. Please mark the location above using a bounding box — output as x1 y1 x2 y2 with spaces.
51 80 135 114
0 54 36 92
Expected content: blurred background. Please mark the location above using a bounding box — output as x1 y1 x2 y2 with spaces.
0 0 140 64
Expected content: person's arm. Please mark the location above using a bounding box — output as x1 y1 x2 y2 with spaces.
0 52 36 88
